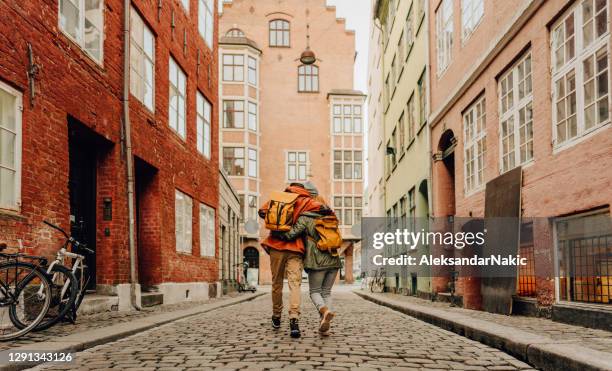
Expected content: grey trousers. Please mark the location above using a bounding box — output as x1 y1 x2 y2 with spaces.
308 269 338 312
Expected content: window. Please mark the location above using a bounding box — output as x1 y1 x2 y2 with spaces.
298 65 319 92
130 7 155 111
391 128 398 168
333 150 362 180
436 0 453 75
332 103 362 134
461 0 484 41
198 0 214 48
499 53 533 173
552 1 610 146
384 73 391 107
464 96 486 193
333 196 362 226
200 203 215 257
405 6 414 57
287 151 308 181
407 93 416 143
59 0 104 62
418 69 427 125
248 102 257 131
223 100 244 129
248 56 257 86
248 148 257 177
223 147 244 176
247 195 258 221
180 0 189 11
226 28 244 37
222 54 244 82
269 19 290 47
408 188 416 231
398 112 406 153
196 92 211 158
175 190 193 254
169 57 187 138
0 83 22 210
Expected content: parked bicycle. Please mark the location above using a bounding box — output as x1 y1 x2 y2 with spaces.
369 268 386 293
236 262 256 293
11 221 93 332
0 242 51 340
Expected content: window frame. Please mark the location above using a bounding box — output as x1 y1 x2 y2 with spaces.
248 56 257 86
175 189 193 254
551 0 611 150
269 19 290 47
333 195 363 226
198 0 214 49
222 54 245 82
461 0 484 43
196 91 212 158
248 148 257 178
463 95 487 194
286 151 309 182
199 203 216 257
223 100 245 129
226 28 245 37
222 147 245 176
436 0 454 76
298 64 319 93
0 82 22 211
130 6 155 112
59 0 105 63
169 56 187 139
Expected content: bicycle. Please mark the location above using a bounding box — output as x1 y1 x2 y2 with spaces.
235 262 256 293
0 242 52 340
369 268 386 293
11 221 92 331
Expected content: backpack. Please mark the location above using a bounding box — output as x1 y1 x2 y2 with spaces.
313 215 343 255
264 191 299 231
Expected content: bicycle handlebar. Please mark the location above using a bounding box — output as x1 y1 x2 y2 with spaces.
43 220 93 254
43 220 69 238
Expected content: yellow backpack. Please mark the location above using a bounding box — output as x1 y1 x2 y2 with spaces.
313 215 343 256
264 191 299 231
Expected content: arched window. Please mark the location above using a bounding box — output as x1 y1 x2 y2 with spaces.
298 65 319 92
269 19 290 47
225 28 245 37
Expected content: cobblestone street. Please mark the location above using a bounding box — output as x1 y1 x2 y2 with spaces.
34 289 535 370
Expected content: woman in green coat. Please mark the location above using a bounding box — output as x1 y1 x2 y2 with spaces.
277 183 341 335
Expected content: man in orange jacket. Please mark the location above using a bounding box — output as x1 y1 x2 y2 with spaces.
258 182 323 338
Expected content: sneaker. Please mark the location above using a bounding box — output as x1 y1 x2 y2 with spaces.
271 316 281 329
319 310 335 334
289 318 301 338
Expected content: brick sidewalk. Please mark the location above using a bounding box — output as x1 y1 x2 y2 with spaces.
0 293 250 351
359 291 612 355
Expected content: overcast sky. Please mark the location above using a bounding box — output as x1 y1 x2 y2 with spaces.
326 0 371 94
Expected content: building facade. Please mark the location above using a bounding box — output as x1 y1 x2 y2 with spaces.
0 0 220 308
218 169 242 294
219 0 364 284
374 0 432 297
428 0 612 327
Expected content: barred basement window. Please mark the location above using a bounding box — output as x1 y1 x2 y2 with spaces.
59 0 104 62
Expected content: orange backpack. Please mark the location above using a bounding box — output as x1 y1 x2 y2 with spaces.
313 215 343 255
264 191 299 231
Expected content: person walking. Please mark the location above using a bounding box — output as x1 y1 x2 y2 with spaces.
276 181 341 336
258 183 323 338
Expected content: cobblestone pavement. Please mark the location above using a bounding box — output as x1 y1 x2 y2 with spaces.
35 291 536 370
365 291 612 354
1 293 246 351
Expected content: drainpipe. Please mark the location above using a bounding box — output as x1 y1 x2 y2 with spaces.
122 0 141 311
424 3 434 221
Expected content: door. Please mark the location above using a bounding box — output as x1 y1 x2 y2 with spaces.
68 139 97 290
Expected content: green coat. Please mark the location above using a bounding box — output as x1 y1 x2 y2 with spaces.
278 211 342 272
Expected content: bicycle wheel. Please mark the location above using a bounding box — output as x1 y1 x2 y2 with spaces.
0 262 51 340
66 265 89 323
11 265 77 331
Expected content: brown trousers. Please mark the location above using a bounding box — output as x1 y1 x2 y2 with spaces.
269 249 303 319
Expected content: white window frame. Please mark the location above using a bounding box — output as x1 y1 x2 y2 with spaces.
248 148 257 178
551 0 611 150
223 100 244 129
196 92 211 158
59 0 104 63
0 82 22 211
198 0 214 49
461 0 484 42
130 7 155 111
436 0 453 76
498 52 534 173
222 54 244 82
199 203 215 257
333 150 363 180
463 95 486 194
286 151 308 182
169 57 187 139
248 56 257 86
175 190 193 254
248 102 257 131
333 195 363 226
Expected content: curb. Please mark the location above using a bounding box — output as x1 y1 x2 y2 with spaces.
0 292 266 371
354 290 612 371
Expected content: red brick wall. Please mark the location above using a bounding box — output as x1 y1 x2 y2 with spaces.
0 0 220 287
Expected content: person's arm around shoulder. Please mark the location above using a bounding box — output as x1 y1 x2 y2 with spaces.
275 216 308 241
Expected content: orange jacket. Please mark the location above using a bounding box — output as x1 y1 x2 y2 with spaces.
259 185 323 254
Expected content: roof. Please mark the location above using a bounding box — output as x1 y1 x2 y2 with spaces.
219 36 262 53
327 89 367 99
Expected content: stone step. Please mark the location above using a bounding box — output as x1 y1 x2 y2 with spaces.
78 294 119 315
141 292 164 307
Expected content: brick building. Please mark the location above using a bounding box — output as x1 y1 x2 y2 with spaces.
218 0 365 284
0 0 220 308
428 0 612 328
